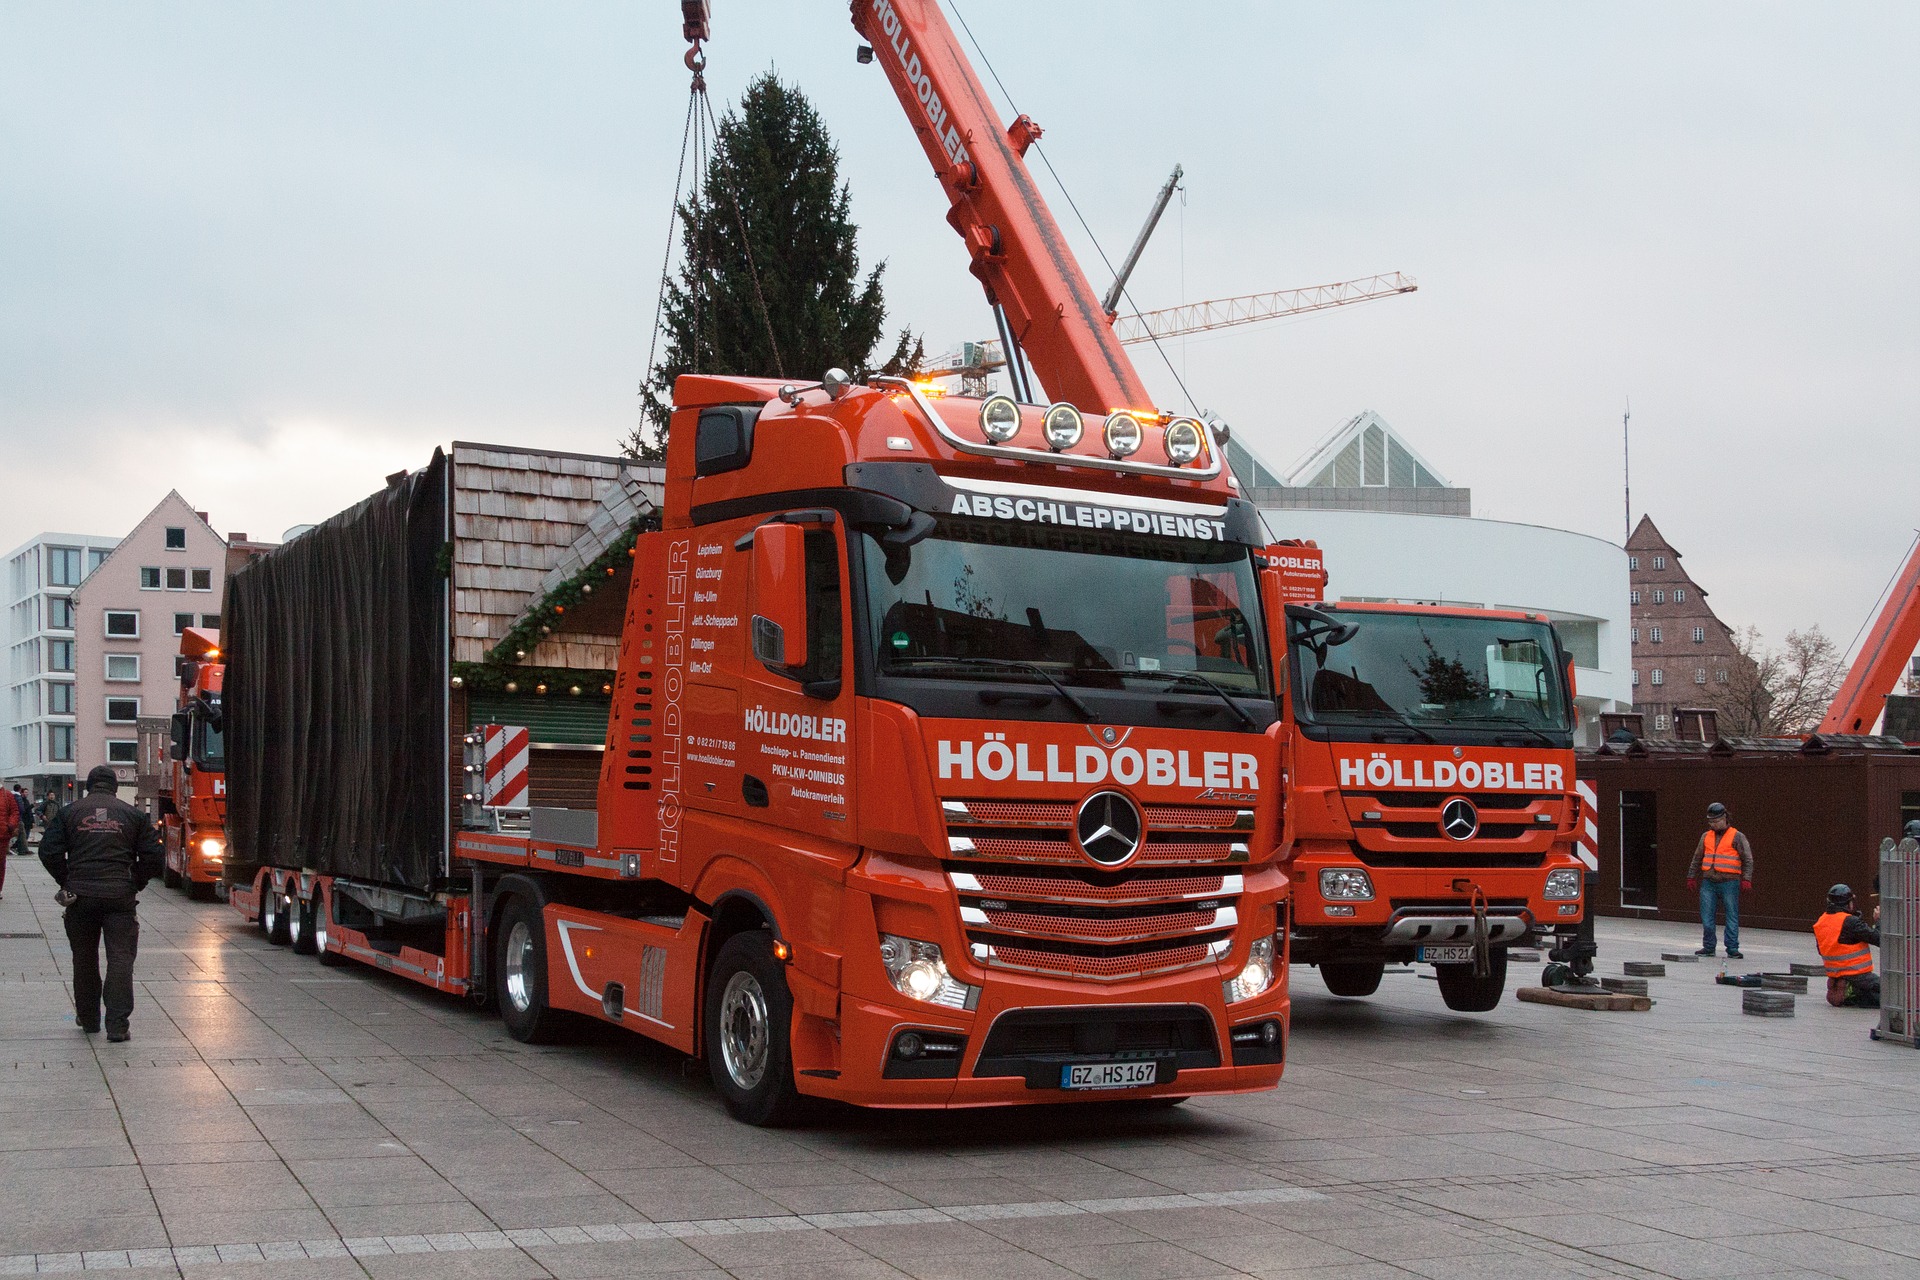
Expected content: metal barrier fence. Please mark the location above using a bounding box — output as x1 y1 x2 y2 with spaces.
1876 836 1920 1047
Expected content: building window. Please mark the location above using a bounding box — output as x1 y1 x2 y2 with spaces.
140 567 161 590
106 740 139 765
48 682 74 715
200 613 221 629
89 548 111 574
48 724 75 763
166 567 187 590
173 612 194 636
1652 668 1664 686
48 596 75 630
49 547 83 586
1629 590 1641 606
165 526 187 550
106 697 140 723
1651 626 1663 643
1630 627 1639 644
105 610 140 638
1674 587 1686 603
1716 669 1730 684
1653 589 1666 604
1653 556 1666 570
105 654 140 682
1632 669 1641 687
1693 627 1705 643
1695 668 1707 684
47 639 74 672
1655 714 1669 731
1628 556 1639 571
191 568 212 591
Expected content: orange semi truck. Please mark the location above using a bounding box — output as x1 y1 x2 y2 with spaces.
159 626 226 900
1273 568 1589 1009
220 0 1301 1122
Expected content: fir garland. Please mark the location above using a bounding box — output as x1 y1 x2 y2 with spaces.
451 662 615 698
482 517 653 667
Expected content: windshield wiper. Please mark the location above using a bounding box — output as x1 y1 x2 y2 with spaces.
1128 669 1259 730
885 656 1099 722
1455 714 1562 747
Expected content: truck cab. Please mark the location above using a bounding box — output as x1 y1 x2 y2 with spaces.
161 626 227 899
1277 597 1587 1010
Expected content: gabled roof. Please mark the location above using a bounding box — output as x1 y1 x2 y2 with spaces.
1626 514 1676 554
1284 411 1452 489
70 490 223 603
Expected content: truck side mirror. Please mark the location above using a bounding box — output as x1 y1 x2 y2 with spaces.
750 523 809 671
168 712 189 761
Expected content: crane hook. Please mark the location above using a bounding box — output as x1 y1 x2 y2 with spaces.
685 43 706 85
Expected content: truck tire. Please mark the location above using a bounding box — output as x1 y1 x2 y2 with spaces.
1436 949 1508 1012
314 887 343 967
163 862 181 890
495 896 562 1045
262 885 292 946
187 878 215 903
288 893 316 955
704 932 801 1127
1319 960 1385 998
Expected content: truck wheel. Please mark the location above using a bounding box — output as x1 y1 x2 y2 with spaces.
1320 961 1385 998
187 878 215 903
288 893 316 955
495 897 562 1044
704 932 801 1127
1436 949 1508 1012
263 886 292 945
314 888 342 967
163 863 181 890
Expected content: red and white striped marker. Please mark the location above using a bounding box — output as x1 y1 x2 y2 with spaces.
1574 778 1600 872
483 724 530 809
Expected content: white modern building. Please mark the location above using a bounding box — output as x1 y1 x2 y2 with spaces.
1244 414 1632 745
5 532 123 804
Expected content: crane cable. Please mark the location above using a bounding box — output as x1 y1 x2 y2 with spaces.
643 40 785 435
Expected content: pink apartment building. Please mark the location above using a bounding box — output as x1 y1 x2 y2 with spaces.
71 494 227 789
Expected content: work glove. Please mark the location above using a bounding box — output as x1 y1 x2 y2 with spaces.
1686 878 1698 892
1741 881 1752 891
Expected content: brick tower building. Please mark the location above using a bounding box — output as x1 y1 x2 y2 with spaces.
1626 515 1753 737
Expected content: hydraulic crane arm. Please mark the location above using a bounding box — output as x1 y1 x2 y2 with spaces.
849 0 1156 415
1819 533 1920 735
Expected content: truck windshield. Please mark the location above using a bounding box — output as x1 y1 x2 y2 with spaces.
1288 608 1570 732
861 517 1268 692
194 712 225 770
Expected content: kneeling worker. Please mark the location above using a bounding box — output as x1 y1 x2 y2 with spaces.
38 766 164 1041
1813 884 1880 1009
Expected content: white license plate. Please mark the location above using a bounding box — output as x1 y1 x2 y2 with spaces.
1419 945 1475 963
1061 1061 1159 1090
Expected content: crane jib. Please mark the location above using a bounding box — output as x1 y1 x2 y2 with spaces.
869 0 972 171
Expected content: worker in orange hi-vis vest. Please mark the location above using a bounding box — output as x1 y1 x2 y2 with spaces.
1686 802 1753 959
1813 884 1880 1008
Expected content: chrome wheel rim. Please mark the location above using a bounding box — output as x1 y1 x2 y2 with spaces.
287 901 304 946
718 971 770 1091
314 899 329 954
262 893 278 934
504 921 536 1014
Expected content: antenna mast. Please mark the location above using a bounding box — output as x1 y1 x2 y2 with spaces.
1622 398 1631 544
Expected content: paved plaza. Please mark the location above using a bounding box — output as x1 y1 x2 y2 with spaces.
2 854 1917 1280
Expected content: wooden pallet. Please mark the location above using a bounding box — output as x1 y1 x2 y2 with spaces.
1517 986 1653 1012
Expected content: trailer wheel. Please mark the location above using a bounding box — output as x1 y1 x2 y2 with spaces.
288 893 316 955
704 932 801 1127
495 897 562 1044
1319 960 1385 998
1436 948 1508 1012
262 884 292 946
314 887 342 967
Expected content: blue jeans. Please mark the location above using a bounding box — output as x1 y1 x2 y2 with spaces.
1700 878 1740 953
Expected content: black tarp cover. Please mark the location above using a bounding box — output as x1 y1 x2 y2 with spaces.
226 451 448 890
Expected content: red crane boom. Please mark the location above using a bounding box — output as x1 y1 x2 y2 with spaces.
1820 533 1920 735
848 0 1156 416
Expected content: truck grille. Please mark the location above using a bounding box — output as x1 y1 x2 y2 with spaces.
943 799 1250 982
1344 789 1562 868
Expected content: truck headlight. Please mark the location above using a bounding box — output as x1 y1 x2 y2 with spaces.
1319 868 1374 900
978 395 1021 443
1163 418 1204 465
1041 402 1084 450
1543 869 1582 901
200 837 224 860
1224 935 1277 1004
1103 411 1143 458
878 934 977 1009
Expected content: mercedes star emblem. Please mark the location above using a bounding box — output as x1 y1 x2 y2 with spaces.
1441 797 1479 841
1075 790 1144 866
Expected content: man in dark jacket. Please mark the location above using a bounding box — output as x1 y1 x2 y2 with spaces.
8 784 29 856
39 766 164 1041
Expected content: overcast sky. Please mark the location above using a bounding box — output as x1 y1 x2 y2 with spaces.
2 2 1915 650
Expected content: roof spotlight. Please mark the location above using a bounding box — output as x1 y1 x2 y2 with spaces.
1164 418 1205 465
1103 412 1143 458
978 395 1020 443
1041 402 1084 451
